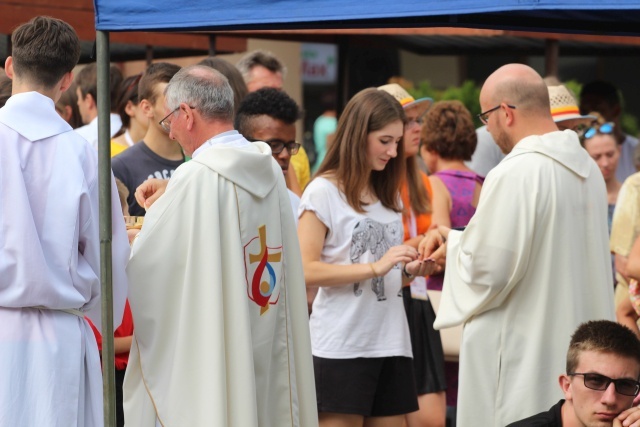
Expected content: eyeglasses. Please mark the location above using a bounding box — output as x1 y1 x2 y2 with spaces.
246 138 301 155
477 104 517 125
159 106 196 133
568 373 640 396
583 122 614 140
405 117 424 129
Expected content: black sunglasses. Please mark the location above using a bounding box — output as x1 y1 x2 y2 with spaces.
569 372 640 396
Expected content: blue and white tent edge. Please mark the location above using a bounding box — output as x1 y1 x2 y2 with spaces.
93 0 640 35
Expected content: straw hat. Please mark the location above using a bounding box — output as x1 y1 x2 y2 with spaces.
378 83 433 117
548 85 596 128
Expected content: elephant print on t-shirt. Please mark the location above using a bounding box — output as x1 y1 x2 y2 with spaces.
350 218 403 301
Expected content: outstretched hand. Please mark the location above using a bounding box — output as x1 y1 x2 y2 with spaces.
135 178 169 210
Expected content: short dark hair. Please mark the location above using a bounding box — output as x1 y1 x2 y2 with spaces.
56 82 83 129
580 81 620 107
421 100 477 161
75 63 123 112
11 16 80 88
234 87 301 136
566 320 640 375
198 57 248 114
0 74 12 108
138 62 181 105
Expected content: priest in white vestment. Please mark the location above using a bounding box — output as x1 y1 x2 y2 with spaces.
0 17 129 427
124 65 317 427
422 64 615 427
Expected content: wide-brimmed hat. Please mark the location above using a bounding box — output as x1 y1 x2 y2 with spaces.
378 83 433 118
548 85 596 128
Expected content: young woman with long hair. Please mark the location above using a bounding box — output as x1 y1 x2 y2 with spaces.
298 88 428 427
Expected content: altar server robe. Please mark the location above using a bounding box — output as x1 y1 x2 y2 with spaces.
124 140 317 426
434 130 615 427
0 91 129 426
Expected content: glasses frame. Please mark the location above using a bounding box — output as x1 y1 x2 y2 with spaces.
246 137 301 155
568 372 640 397
159 105 196 133
477 104 517 125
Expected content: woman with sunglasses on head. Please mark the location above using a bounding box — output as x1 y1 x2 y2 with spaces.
298 88 430 427
419 100 482 409
582 121 621 234
378 84 447 427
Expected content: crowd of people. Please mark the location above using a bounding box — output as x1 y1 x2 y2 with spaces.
4 15 640 427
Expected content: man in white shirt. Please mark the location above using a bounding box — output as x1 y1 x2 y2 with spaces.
0 16 129 426
123 65 317 427
74 62 123 150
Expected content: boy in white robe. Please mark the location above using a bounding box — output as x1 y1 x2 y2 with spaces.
421 64 615 427
124 65 317 427
0 16 129 426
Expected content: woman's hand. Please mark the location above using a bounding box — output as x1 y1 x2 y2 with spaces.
405 258 439 277
372 245 419 276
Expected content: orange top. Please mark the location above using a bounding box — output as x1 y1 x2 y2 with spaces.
400 171 433 241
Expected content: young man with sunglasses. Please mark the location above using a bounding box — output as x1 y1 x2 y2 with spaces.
509 320 640 427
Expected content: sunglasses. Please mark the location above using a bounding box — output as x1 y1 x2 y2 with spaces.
583 122 614 140
569 372 640 396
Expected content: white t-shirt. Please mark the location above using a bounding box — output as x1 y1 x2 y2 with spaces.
299 177 412 359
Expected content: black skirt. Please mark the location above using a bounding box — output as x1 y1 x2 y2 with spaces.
402 286 447 395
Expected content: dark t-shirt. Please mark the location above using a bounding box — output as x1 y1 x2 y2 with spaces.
112 141 184 216
507 400 564 427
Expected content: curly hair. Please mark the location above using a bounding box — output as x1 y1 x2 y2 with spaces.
234 87 301 136
421 100 477 161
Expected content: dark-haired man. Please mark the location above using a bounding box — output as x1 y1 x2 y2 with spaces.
112 62 184 216
235 87 302 220
74 62 124 150
508 320 640 427
0 16 129 426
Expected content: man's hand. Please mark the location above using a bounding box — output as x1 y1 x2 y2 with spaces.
419 226 451 259
135 178 169 210
615 406 640 427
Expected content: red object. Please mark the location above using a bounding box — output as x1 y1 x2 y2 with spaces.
85 300 134 370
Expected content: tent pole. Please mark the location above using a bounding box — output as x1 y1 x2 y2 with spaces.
544 39 559 78
97 29 117 427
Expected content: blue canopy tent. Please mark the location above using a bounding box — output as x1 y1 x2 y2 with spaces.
92 1 640 424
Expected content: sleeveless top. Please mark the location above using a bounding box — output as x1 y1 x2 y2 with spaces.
427 170 484 291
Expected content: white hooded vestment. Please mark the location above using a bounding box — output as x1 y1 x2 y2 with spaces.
434 130 615 427
124 137 317 427
0 91 129 426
